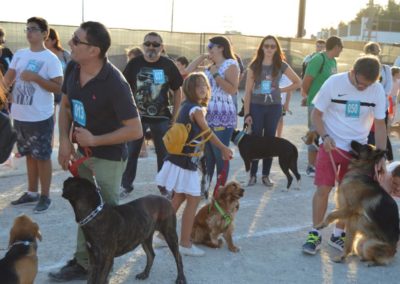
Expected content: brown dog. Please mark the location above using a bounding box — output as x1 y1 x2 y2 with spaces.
316 141 399 266
0 214 42 284
62 177 186 284
191 181 244 252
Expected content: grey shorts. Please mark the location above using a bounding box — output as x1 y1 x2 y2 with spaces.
14 116 54 160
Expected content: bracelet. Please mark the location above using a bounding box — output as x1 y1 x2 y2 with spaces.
321 134 330 141
213 72 220 79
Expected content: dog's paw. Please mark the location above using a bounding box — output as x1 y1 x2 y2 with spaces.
332 255 345 263
228 245 240 253
136 271 150 280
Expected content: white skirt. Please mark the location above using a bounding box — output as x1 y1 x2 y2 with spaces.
156 161 200 196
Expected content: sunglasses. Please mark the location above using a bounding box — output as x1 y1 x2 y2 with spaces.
71 34 92 46
263 44 277 50
143 41 161 48
24 27 42 33
208 42 217 50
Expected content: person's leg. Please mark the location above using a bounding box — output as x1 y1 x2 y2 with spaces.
249 104 264 178
276 116 283 138
307 106 317 175
205 138 216 182
150 120 169 172
37 159 52 196
180 194 201 247
261 104 282 177
26 155 39 193
121 137 143 191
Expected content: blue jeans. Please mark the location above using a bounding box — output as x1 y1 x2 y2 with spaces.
250 104 282 177
205 127 233 181
121 120 169 191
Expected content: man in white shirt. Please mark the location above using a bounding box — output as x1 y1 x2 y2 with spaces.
3 17 63 213
302 55 387 255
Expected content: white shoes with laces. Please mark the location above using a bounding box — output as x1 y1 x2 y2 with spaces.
179 244 205 256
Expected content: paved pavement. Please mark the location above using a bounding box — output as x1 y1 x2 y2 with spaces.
1 92 400 284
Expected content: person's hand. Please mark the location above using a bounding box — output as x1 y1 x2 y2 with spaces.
322 136 336 152
221 145 233 161
58 138 75 170
283 102 290 113
375 156 386 180
74 127 97 147
20 70 39 82
209 64 218 75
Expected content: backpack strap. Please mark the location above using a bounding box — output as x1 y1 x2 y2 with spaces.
318 53 325 75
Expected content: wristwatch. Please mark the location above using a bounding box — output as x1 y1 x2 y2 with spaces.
321 134 330 141
212 72 220 79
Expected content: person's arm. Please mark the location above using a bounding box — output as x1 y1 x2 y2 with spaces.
20 71 62 93
209 64 239 95
192 108 232 160
281 66 301 93
73 116 142 147
374 118 387 150
3 69 16 90
302 75 314 98
312 107 336 152
243 68 255 125
58 94 74 170
185 54 208 74
283 91 292 112
171 87 182 123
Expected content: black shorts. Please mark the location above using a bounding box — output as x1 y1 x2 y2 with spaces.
14 116 54 160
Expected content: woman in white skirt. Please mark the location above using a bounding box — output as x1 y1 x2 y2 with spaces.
156 72 232 256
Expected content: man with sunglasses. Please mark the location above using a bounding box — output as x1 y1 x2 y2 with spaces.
3 17 63 213
121 32 183 198
302 55 387 255
49 21 142 282
302 36 343 179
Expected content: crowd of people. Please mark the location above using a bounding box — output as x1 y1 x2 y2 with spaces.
1 17 400 282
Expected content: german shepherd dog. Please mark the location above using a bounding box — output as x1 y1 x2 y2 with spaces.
316 141 399 266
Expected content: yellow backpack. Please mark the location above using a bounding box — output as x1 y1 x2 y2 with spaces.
163 123 212 157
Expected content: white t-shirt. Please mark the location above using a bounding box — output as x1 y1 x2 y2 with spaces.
279 74 292 105
313 72 386 151
10 48 63 122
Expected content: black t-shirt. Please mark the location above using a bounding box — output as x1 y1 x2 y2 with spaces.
62 60 139 161
123 55 183 122
0 48 13 75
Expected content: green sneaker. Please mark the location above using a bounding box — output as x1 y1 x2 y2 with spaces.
302 231 322 255
33 195 52 213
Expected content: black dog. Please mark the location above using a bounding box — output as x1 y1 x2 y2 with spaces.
231 129 301 189
0 242 32 284
62 177 186 284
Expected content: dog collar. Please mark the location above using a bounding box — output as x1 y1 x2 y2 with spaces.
210 199 232 228
78 189 104 226
233 131 246 146
8 240 31 249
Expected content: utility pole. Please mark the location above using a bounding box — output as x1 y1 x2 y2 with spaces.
297 0 306 38
170 0 175 32
82 0 85 23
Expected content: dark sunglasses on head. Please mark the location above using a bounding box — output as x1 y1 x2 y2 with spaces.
263 44 277 50
208 42 217 49
71 34 92 46
143 41 161 48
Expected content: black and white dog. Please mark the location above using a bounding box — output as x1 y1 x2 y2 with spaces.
231 129 301 190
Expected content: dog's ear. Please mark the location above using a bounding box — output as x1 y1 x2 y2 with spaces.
34 222 42 242
350 141 363 157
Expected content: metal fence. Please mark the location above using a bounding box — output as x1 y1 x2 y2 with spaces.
1 21 400 74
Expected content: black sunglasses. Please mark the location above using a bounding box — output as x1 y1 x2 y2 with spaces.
71 34 92 46
263 44 277 50
143 41 161 48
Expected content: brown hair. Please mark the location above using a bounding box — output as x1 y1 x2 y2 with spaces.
0 73 6 109
47 28 64 51
249 35 286 82
392 165 400 178
392 66 400 77
183 72 211 107
209 36 236 60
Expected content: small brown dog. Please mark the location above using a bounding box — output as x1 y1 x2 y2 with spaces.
302 130 319 148
0 214 42 284
316 141 399 266
191 181 244 252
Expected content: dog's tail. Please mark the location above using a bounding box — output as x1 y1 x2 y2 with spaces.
290 146 301 181
356 237 396 265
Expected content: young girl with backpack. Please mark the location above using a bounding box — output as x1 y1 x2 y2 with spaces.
156 72 232 256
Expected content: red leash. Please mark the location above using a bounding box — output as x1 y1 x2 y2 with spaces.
68 147 92 178
213 160 229 198
328 148 351 183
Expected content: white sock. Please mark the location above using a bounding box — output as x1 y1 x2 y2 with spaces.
333 227 345 237
27 191 39 197
311 228 320 236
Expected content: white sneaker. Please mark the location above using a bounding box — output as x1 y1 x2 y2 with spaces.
153 235 168 248
179 244 205 256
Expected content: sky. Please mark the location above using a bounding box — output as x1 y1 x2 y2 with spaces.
1 0 393 38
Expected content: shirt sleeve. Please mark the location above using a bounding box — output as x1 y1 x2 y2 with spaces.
113 78 139 122
312 77 332 112
168 60 183 91
373 84 387 120
305 53 323 78
47 53 63 79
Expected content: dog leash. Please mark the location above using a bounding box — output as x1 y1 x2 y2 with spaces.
68 146 100 189
328 148 351 183
213 160 229 198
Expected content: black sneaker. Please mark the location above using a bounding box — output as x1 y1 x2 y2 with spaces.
11 192 39 205
328 232 345 251
306 166 316 177
48 258 88 281
119 186 133 199
33 195 51 213
302 231 322 255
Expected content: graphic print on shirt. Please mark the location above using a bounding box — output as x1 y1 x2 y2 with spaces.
135 67 170 117
13 59 44 106
261 75 274 103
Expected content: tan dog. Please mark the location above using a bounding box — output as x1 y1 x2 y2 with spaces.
8 214 42 284
191 181 244 252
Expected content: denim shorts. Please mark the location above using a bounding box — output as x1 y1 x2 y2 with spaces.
14 116 54 160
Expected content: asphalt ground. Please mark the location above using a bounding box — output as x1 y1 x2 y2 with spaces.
1 91 400 284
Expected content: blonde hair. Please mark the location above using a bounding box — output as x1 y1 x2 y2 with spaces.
0 73 7 109
183 72 211 107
